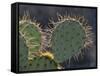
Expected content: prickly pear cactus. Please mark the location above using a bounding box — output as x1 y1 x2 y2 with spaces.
50 19 86 63
19 16 61 71
19 35 58 71
19 19 42 59
19 13 93 71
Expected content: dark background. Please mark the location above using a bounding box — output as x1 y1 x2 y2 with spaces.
19 3 97 69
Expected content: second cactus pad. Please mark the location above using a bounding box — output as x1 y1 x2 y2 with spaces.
19 21 41 59
51 20 86 63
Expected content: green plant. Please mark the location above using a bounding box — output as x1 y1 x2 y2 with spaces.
19 17 42 59
48 15 93 63
19 34 59 71
19 15 61 71
27 56 58 71
19 35 28 71
19 14 93 71
51 20 85 63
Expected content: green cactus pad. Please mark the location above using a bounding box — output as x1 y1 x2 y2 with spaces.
19 28 58 71
19 35 28 71
22 56 58 71
51 20 86 63
19 35 58 71
19 21 41 59
28 56 58 71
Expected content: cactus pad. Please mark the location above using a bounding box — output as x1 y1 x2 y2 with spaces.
19 35 28 71
23 56 58 71
19 20 41 59
28 57 57 71
19 33 58 71
50 20 86 63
